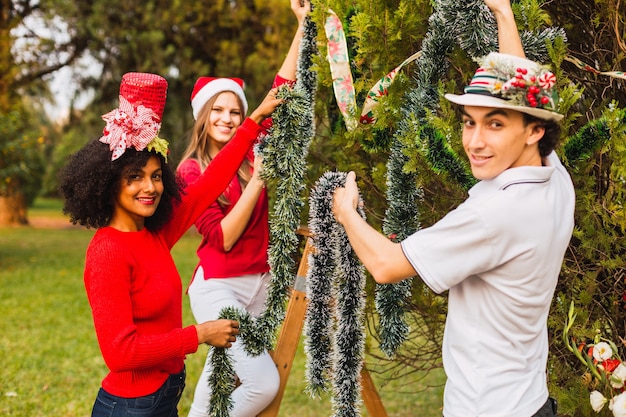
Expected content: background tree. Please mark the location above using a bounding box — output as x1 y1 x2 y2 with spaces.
0 0 85 225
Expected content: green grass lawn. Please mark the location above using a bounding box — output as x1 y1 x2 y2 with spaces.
0 198 444 416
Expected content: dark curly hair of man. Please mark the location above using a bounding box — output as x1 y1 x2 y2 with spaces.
522 113 562 158
59 139 181 231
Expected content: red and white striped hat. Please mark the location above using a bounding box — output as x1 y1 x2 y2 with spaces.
190 77 247 120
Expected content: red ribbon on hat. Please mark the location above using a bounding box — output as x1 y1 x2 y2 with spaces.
100 95 162 161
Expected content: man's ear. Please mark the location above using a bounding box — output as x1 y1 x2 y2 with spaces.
526 123 545 146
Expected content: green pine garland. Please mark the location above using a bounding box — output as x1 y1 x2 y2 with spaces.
206 14 318 417
377 0 457 357
420 122 475 190
305 171 367 417
563 119 611 166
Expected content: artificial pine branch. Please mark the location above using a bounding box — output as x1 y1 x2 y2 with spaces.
305 171 366 417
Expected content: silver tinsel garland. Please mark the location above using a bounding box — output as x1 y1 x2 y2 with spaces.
304 171 367 417
206 13 318 417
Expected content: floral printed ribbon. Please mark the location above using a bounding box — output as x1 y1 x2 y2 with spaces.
360 51 421 124
99 95 162 161
565 56 626 81
325 9 358 130
325 9 419 129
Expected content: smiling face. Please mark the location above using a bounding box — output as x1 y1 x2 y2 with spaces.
461 106 545 180
206 91 244 156
109 155 164 231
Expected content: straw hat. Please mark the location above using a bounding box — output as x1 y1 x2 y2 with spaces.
445 53 563 122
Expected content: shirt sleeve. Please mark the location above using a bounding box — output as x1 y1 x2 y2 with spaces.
194 201 226 250
84 236 198 372
177 161 232 252
162 117 262 247
177 159 201 186
400 203 499 294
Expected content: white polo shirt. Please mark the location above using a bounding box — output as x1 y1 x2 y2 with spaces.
401 151 575 417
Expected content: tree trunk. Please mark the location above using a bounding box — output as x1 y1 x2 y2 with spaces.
0 186 28 226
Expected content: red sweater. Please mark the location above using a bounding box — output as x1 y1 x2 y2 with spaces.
177 148 270 279
177 74 294 281
84 118 262 398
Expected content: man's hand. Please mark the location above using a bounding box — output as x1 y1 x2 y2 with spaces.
332 171 360 225
483 0 525 57
483 0 513 16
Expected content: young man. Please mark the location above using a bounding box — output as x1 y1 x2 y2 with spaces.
332 1 573 416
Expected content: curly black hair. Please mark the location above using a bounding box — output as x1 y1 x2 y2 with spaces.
59 139 181 231
522 113 562 158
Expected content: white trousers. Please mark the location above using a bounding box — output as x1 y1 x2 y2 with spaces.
187 267 280 417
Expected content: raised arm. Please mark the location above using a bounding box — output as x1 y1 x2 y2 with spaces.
332 172 417 284
277 0 311 81
484 0 525 57
219 154 266 251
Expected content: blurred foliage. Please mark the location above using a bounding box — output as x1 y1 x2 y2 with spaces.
0 101 46 208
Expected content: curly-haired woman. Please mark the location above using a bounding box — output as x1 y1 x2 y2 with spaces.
59 72 281 417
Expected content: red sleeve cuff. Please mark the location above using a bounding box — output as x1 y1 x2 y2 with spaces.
273 74 296 88
183 325 199 355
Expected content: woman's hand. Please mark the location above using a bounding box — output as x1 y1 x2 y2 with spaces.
195 319 240 348
249 88 282 124
251 155 265 187
292 0 311 26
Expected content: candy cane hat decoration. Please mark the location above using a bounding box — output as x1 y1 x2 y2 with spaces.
445 52 563 122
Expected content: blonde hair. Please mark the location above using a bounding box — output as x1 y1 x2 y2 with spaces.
179 91 251 207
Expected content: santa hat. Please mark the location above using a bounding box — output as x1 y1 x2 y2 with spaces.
190 77 248 120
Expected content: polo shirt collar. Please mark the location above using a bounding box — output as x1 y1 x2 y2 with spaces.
468 160 555 197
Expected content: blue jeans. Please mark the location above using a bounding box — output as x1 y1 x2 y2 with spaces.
91 368 186 417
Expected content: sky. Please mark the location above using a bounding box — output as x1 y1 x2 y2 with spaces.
45 57 101 122
14 11 101 122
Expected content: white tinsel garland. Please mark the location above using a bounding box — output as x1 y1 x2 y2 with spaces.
304 171 367 417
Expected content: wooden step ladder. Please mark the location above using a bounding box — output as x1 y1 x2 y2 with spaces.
258 227 388 417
